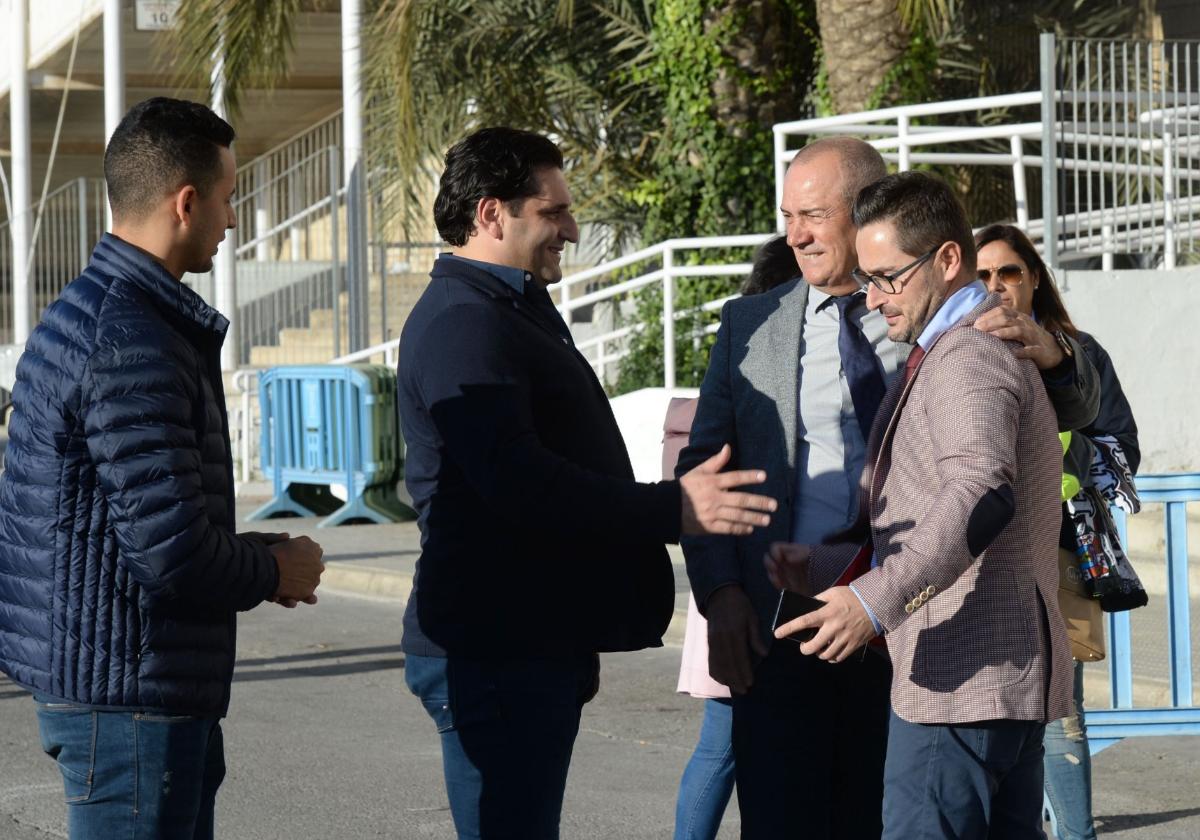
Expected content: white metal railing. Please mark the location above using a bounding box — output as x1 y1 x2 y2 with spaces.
773 44 1200 270
553 234 771 387
236 111 343 263
1054 38 1200 269
0 176 105 345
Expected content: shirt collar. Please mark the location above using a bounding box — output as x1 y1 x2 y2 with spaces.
916 279 988 350
442 253 532 295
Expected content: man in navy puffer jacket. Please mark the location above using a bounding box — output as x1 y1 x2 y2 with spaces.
0 98 325 840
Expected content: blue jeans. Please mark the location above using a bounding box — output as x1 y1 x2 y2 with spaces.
405 653 598 840
674 698 735 840
1044 662 1097 840
34 699 225 840
882 711 1047 840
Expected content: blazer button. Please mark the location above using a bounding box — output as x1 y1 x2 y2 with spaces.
925 585 936 596
904 603 915 614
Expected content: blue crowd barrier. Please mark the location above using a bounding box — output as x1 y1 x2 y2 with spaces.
246 364 415 528
1086 472 1200 752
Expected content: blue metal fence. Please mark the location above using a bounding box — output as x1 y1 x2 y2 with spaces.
1087 473 1200 752
247 364 415 528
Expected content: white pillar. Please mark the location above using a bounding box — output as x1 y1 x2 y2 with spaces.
254 159 270 262
211 38 239 370
342 0 368 351
103 0 124 231
1010 135 1029 231
10 0 33 346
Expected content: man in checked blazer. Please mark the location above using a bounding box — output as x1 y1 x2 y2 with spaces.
771 171 1072 839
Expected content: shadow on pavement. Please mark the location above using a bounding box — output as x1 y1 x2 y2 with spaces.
237 643 404 668
1097 807 1200 833
233 657 405 683
325 549 419 563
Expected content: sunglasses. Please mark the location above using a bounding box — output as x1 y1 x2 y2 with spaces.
977 264 1027 284
851 248 937 294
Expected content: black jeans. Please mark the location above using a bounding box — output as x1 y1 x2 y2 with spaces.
731 641 892 839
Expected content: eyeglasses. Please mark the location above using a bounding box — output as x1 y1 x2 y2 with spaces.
977 264 1027 285
851 249 936 294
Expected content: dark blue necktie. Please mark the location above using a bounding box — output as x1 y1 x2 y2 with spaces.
833 293 886 436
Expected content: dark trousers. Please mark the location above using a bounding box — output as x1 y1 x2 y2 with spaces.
405 653 599 840
731 641 892 839
882 711 1048 840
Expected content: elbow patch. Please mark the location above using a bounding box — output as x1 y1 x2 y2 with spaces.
966 484 1015 558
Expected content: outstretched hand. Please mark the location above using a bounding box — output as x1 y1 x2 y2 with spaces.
680 444 777 536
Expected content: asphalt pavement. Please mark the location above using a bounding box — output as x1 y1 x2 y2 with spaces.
0 501 1197 838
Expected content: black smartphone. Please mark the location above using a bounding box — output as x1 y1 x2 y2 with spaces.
772 590 826 644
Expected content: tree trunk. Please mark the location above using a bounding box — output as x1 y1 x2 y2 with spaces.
816 0 909 113
705 0 812 134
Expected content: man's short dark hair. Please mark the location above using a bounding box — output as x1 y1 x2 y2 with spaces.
851 171 977 274
434 127 565 247
104 97 235 220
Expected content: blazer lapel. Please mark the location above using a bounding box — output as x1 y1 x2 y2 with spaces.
867 293 1002 514
764 280 808 484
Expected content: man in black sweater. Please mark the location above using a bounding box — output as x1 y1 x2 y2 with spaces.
397 127 777 838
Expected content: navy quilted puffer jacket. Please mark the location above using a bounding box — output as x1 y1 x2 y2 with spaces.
0 234 279 716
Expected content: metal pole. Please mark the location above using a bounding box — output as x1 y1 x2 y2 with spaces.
662 247 675 389
10 0 32 346
1163 129 1177 270
774 127 787 233
342 0 368 352
1039 32 1059 269
103 0 124 232
76 178 89 273
211 34 239 370
898 114 911 171
1010 135 1029 230
329 147 341 359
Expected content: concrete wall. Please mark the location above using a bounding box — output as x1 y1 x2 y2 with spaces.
1057 267 1200 474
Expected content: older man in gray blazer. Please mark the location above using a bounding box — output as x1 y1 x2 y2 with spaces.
772 171 1072 839
677 136 1097 840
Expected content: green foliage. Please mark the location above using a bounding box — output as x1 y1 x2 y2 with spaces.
613 0 815 394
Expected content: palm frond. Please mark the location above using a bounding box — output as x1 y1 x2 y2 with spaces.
159 0 313 115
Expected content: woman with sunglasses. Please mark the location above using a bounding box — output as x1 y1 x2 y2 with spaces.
975 223 1141 840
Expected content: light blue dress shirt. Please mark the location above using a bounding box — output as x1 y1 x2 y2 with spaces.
791 288 903 547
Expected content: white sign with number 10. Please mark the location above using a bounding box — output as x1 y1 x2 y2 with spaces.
134 0 182 32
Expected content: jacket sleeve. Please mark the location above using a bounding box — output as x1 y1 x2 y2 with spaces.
852 332 1024 632
675 304 742 611
82 341 278 612
1042 333 1100 432
415 304 681 545
1079 334 1141 474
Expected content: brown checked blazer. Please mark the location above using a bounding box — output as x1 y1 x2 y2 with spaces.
809 293 1072 726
